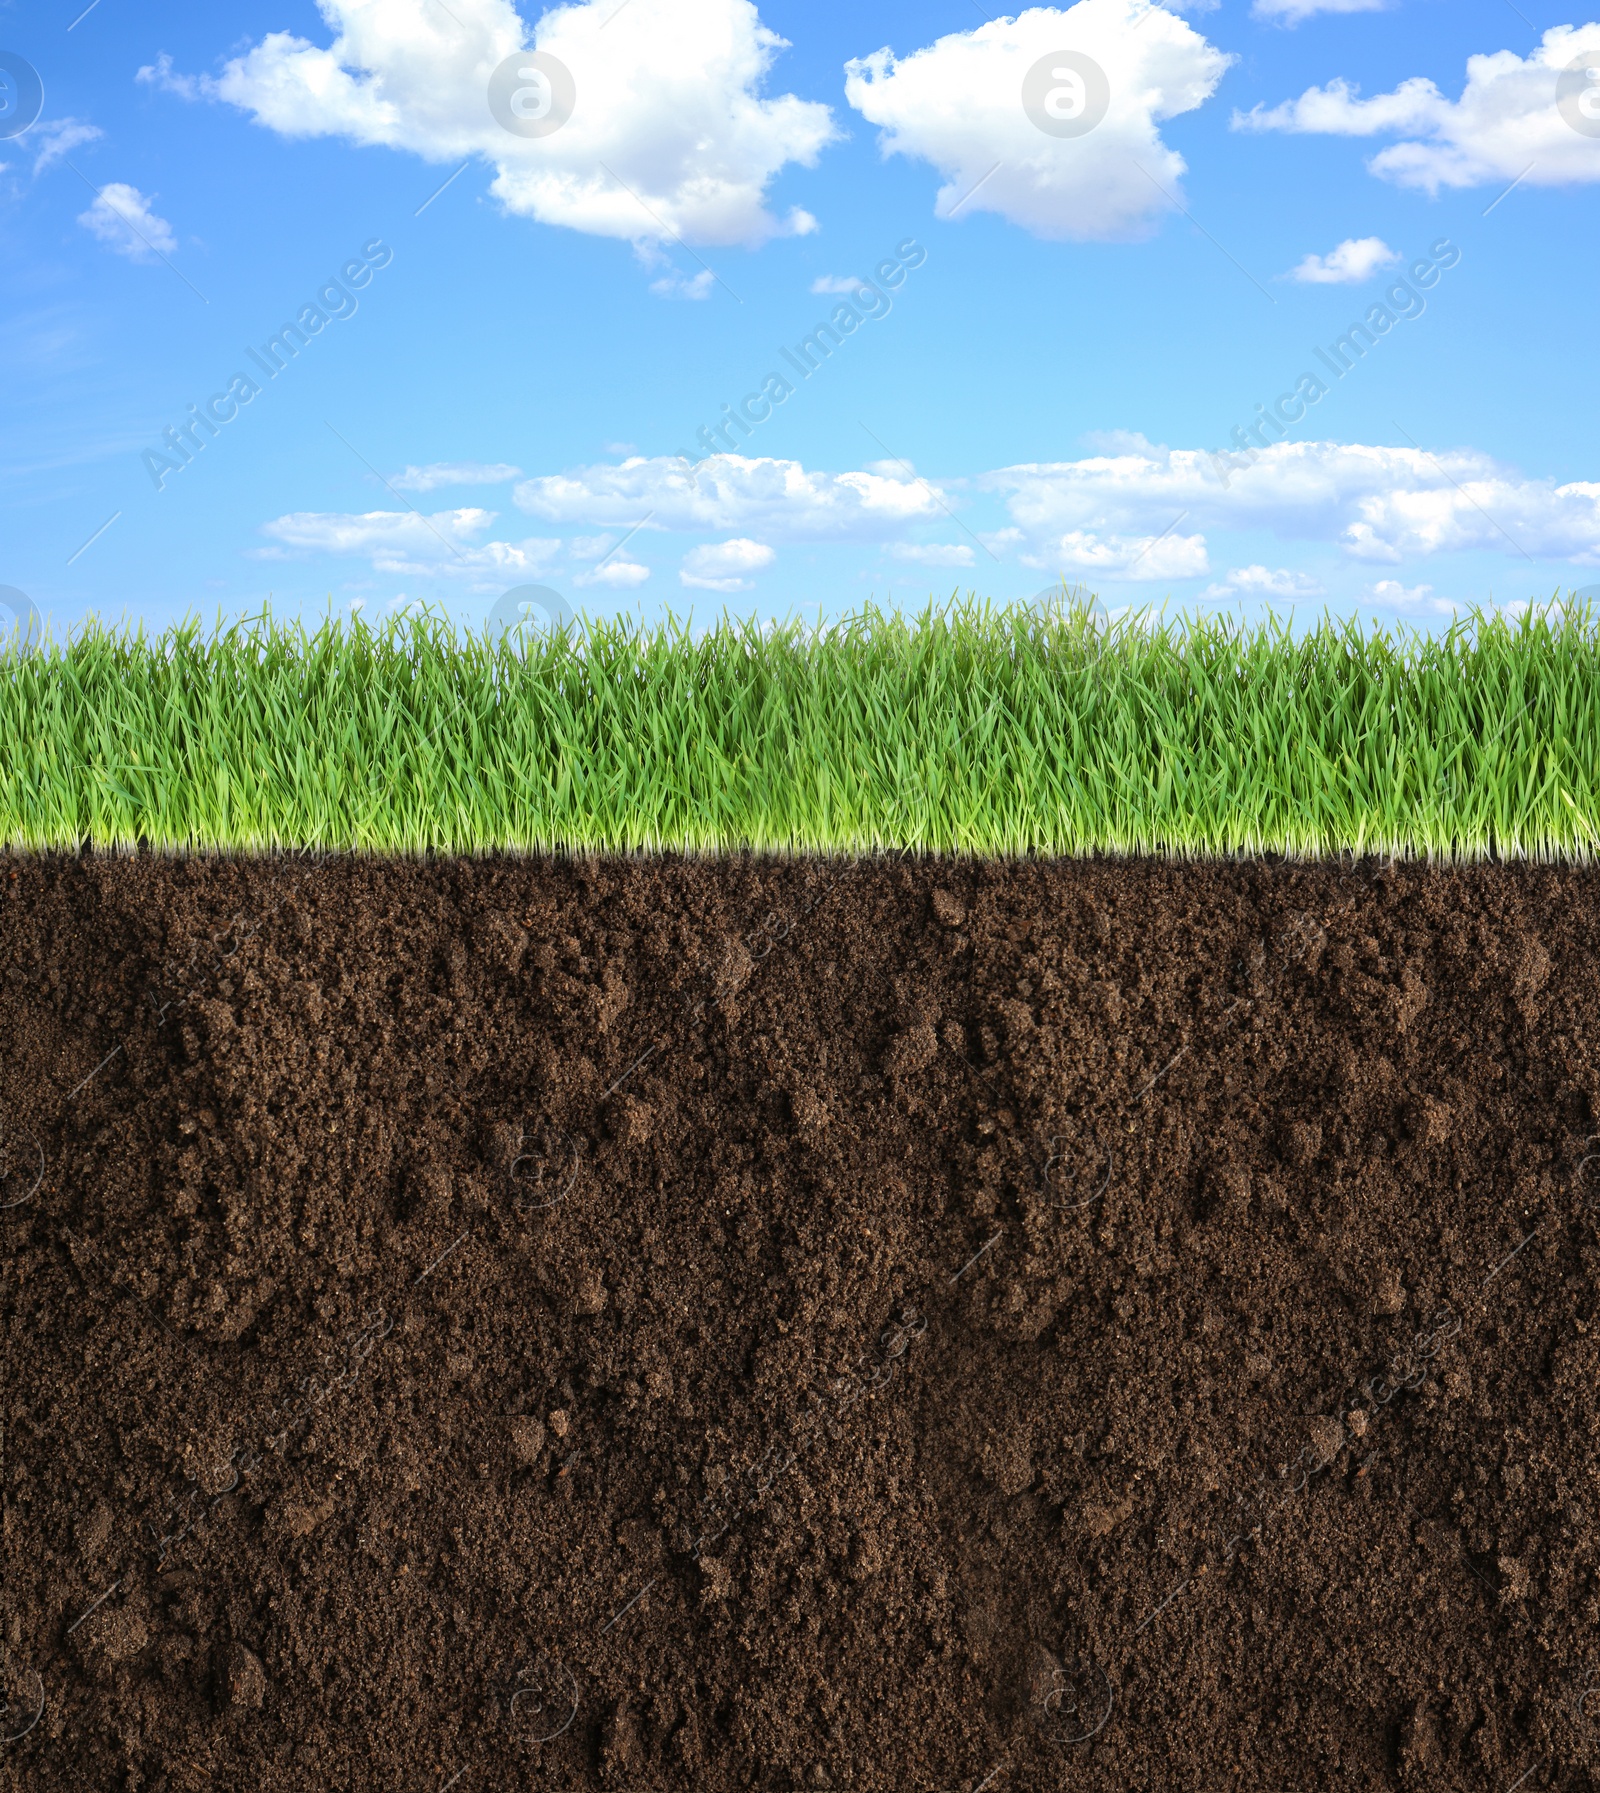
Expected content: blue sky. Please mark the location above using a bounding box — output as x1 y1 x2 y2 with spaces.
2 0 1598 639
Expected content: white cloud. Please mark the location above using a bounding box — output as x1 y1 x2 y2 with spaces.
1505 594 1600 619
136 52 203 101
258 508 562 581
810 274 867 294
1253 0 1390 23
1286 235 1398 284
513 453 947 540
1367 578 1446 611
269 440 1600 589
31 118 103 175
1021 528 1210 580
570 532 620 561
1202 565 1325 599
176 0 835 249
981 526 1026 553
390 461 522 491
843 0 1233 241
1080 428 1163 455
983 439 1600 566
647 267 716 300
1234 24 1600 193
680 537 776 591
890 542 976 568
76 183 178 260
1236 80 1440 140
575 558 650 588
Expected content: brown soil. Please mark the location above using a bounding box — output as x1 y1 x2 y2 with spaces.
2 850 1599 1793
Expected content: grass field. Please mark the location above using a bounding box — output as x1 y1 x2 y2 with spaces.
3 598 1597 858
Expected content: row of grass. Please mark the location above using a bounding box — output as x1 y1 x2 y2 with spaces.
2 599 1598 857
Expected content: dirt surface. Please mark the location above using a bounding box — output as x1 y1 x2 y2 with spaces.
3 849 1600 1792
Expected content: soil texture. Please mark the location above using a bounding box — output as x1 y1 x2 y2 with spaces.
3 850 1600 1792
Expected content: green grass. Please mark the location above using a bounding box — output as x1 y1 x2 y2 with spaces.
3 598 1598 858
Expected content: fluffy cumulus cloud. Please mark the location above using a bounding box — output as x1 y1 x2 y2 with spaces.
390 461 522 492
1021 527 1209 579
1367 578 1447 612
680 537 775 591
513 453 946 539
1203 565 1325 599
574 558 650 588
1235 23 1600 193
1287 236 1397 284
844 0 1232 241
983 438 1600 568
76 183 178 259
1253 0 1389 23
257 508 561 581
156 0 834 248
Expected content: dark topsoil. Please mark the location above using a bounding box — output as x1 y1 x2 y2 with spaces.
3 851 1600 1793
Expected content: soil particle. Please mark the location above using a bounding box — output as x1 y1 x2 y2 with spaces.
1281 1118 1322 1166
571 1267 608 1315
225 1644 266 1710
75 1502 113 1558
83 1607 148 1667
1372 1264 1406 1315
884 1022 939 1078
1308 1415 1345 1462
602 1699 643 1774
510 1416 546 1464
1400 1700 1441 1777
931 889 966 928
